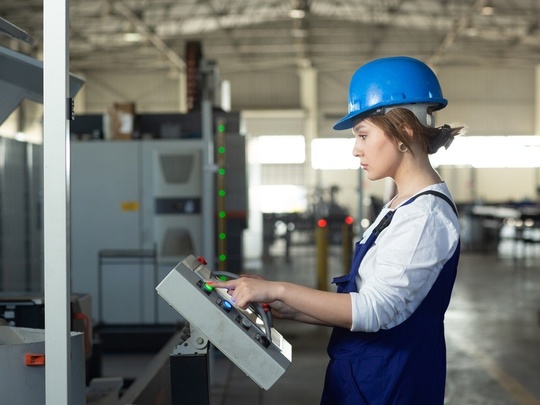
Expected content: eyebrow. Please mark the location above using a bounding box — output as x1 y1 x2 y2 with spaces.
352 124 368 132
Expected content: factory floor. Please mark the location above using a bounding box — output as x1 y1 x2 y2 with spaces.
102 239 540 405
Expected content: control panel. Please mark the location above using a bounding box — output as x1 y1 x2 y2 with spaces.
156 255 292 390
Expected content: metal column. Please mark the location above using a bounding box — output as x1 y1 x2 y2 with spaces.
44 0 71 403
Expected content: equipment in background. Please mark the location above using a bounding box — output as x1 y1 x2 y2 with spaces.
156 255 292 401
70 111 246 329
263 185 351 262
0 326 86 405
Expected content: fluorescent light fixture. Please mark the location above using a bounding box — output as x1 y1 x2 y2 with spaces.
123 32 143 42
481 6 494 16
311 138 359 170
289 9 306 19
430 135 540 168
252 135 305 164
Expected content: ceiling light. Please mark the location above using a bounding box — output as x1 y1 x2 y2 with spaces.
481 6 494 16
123 32 143 42
289 9 306 19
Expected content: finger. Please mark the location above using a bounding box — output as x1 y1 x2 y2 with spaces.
240 274 263 280
206 280 233 288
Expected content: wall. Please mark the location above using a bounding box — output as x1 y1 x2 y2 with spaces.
435 66 538 205
437 66 535 136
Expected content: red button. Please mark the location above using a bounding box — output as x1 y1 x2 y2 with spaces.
197 256 207 265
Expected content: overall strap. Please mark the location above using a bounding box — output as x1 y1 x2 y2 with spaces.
372 190 458 237
416 190 459 216
332 189 458 292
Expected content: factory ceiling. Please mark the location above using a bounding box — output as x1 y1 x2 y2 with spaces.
0 0 539 77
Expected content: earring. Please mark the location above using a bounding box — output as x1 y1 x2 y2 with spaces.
398 142 408 153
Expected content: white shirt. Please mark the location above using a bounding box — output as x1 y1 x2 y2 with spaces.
350 183 460 332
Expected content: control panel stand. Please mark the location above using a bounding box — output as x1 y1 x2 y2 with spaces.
170 324 211 405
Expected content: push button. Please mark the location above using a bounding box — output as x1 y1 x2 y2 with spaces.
222 300 233 312
241 317 251 330
197 256 207 265
202 283 213 294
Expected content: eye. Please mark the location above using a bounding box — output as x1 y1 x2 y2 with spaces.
352 125 367 140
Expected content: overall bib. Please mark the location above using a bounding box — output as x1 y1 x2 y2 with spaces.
321 191 460 405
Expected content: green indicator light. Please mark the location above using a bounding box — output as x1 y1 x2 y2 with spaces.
219 275 227 281
218 189 226 197
218 168 226 175
218 146 226 154
203 283 213 292
218 124 225 132
219 211 226 218
219 254 227 261
219 233 226 240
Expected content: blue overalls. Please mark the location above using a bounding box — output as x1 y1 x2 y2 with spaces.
320 191 460 405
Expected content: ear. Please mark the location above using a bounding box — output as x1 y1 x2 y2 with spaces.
401 123 414 139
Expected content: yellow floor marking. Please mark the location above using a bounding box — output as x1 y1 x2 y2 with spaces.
447 330 540 405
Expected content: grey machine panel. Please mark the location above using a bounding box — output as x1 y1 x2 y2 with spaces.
0 44 85 125
70 142 144 324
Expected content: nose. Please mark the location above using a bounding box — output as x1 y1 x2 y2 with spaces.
352 138 363 157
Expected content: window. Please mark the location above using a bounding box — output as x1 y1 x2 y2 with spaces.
311 138 359 170
430 136 540 168
250 135 305 164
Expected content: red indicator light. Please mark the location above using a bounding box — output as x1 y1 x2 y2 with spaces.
317 219 327 228
345 216 354 225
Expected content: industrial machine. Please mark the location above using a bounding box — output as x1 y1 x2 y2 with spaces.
156 255 292 402
70 111 246 329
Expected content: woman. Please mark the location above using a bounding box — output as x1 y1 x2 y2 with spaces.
209 56 464 404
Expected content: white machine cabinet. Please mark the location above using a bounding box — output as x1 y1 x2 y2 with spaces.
70 139 205 325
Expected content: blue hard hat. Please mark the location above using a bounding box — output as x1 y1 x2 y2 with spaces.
333 56 448 130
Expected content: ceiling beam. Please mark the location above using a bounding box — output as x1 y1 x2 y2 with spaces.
427 0 488 67
108 0 186 72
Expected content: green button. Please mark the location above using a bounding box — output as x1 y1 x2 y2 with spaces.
203 283 213 292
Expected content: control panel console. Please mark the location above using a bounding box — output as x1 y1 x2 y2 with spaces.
156 255 292 390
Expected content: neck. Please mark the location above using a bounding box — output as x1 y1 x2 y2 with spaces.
391 155 442 208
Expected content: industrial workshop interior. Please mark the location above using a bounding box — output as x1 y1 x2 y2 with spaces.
1 0 540 404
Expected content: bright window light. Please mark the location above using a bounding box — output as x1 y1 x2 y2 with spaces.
256 185 307 213
430 136 540 168
311 138 360 170
252 135 305 164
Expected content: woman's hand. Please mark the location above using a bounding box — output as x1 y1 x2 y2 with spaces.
207 276 281 310
209 275 353 328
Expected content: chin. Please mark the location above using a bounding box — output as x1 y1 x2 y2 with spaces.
366 173 382 181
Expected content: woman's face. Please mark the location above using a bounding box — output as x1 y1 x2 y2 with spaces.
351 119 402 181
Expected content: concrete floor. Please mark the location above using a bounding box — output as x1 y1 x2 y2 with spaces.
207 242 540 405
102 241 540 404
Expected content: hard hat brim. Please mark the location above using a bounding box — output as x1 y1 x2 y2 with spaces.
332 101 447 131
